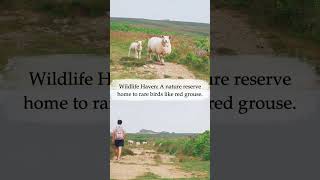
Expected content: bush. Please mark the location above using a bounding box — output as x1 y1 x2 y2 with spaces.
182 52 209 72
165 49 180 61
195 37 210 52
156 131 210 160
193 131 210 160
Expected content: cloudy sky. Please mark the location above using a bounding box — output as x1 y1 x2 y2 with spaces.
110 0 210 23
110 100 210 133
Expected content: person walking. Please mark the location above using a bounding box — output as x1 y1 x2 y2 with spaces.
112 120 125 160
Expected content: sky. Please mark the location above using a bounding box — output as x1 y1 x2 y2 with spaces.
110 100 210 133
110 0 210 24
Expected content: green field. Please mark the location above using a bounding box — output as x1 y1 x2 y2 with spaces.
112 18 210 37
110 18 210 80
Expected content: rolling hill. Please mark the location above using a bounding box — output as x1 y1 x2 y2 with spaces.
111 17 210 37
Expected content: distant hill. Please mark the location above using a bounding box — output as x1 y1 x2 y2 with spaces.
111 17 210 36
138 129 171 134
138 129 157 134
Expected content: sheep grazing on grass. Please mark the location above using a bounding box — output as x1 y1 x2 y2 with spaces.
136 142 141 146
128 40 143 59
147 35 172 65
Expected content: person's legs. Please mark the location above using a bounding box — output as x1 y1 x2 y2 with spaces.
114 146 117 159
117 146 122 160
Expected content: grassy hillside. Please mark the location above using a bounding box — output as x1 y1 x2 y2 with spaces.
112 17 210 37
110 18 210 80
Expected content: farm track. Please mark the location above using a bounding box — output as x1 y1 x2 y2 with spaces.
137 62 196 79
213 9 274 55
110 147 203 180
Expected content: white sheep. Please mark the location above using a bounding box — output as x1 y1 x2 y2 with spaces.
128 40 143 59
128 140 134 145
136 142 141 146
142 141 148 145
147 35 172 65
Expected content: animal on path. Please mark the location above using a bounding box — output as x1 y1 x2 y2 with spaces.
128 140 134 145
142 141 148 145
147 35 172 65
128 40 143 59
136 142 141 146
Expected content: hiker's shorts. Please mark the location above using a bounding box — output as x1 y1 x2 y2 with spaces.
115 140 124 147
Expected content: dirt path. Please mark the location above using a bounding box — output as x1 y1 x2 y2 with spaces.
213 9 273 55
137 62 196 79
110 148 201 180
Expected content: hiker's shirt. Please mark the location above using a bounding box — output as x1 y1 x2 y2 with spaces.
113 125 125 140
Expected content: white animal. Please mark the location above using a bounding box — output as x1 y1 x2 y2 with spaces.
128 40 143 59
147 35 172 64
128 140 134 145
142 141 148 145
136 142 141 146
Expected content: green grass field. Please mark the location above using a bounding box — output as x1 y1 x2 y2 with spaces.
110 18 210 80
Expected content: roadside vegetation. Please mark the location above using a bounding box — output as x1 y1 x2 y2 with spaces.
155 131 210 161
134 172 209 180
154 131 210 179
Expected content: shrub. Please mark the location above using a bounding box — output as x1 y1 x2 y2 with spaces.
156 131 210 160
193 131 210 160
182 52 209 72
195 37 210 52
165 49 180 61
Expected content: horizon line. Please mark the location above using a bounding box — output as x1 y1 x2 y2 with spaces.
110 16 210 24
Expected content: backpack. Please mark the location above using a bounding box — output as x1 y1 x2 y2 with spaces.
114 126 125 140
